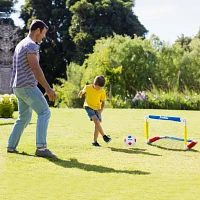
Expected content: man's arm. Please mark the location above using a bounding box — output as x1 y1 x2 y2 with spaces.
27 53 56 101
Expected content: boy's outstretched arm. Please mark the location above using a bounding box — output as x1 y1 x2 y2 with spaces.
78 91 82 98
78 86 86 98
78 90 84 98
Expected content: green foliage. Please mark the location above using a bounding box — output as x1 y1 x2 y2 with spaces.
178 37 200 92
153 43 184 90
131 90 200 110
0 0 14 15
53 80 83 108
0 94 15 118
10 94 18 111
19 0 147 86
146 35 200 93
174 34 192 52
16 0 200 101
53 34 200 110
109 95 132 108
110 95 127 108
53 63 84 108
69 0 147 63
82 34 158 99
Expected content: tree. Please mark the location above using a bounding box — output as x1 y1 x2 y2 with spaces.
174 34 192 52
19 0 147 87
69 0 148 64
178 37 200 92
0 0 14 18
0 0 16 25
157 46 183 91
81 34 157 99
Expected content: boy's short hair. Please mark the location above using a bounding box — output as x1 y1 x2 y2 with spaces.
29 19 49 32
94 75 105 87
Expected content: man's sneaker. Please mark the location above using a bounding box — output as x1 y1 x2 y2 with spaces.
92 142 101 147
35 148 57 158
7 148 19 154
103 135 112 143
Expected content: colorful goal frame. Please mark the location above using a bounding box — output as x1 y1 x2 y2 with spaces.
144 115 197 150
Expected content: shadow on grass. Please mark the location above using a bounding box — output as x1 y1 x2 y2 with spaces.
46 157 150 175
148 143 199 152
0 122 36 126
17 152 150 175
0 122 15 126
17 151 36 157
108 147 161 156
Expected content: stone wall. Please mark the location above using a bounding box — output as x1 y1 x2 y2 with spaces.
0 21 19 94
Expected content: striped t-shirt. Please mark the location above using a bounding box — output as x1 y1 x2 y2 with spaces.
10 37 39 88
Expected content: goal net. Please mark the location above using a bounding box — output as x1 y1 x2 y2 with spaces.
144 115 197 150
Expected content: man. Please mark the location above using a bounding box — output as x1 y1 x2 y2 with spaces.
7 19 57 158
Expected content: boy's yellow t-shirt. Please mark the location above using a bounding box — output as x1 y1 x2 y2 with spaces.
82 84 106 110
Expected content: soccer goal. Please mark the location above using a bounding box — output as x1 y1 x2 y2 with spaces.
144 115 197 150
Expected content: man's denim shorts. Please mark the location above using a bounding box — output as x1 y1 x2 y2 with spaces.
85 107 102 122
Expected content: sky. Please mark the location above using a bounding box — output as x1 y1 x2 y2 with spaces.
134 0 200 43
11 0 200 44
10 0 25 27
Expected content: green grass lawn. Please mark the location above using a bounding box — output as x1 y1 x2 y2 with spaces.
0 108 200 200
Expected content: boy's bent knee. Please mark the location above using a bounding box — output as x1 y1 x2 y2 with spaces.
92 116 100 123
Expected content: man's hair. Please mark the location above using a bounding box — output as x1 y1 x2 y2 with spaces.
29 19 49 32
94 75 105 87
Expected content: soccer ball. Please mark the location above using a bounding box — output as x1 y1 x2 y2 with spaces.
124 135 136 146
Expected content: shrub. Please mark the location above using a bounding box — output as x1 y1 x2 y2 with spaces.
110 95 128 108
53 80 83 108
132 90 200 110
0 94 15 118
10 94 18 111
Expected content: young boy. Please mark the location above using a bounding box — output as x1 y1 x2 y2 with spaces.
78 75 111 146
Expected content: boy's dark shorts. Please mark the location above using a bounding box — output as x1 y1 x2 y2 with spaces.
85 107 102 122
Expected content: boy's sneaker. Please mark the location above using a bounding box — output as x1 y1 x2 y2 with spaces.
7 148 19 154
103 135 112 143
35 148 57 158
92 142 101 147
